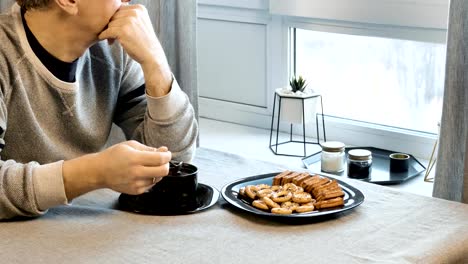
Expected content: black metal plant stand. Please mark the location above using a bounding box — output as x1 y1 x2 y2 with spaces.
269 91 327 158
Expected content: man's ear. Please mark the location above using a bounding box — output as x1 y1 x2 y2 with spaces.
54 0 79 15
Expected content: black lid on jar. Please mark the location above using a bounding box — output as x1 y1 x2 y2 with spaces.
321 141 345 152
348 149 372 160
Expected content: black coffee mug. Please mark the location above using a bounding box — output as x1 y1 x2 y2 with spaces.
149 161 198 209
389 153 410 172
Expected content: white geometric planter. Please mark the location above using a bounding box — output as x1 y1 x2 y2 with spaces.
276 88 320 124
270 88 326 157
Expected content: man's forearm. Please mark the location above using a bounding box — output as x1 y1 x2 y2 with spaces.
62 153 103 201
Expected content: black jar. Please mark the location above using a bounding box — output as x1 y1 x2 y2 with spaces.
347 149 372 179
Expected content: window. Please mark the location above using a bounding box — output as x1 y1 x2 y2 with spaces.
293 28 446 134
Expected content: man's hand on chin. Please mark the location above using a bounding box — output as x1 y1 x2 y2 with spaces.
98 4 173 97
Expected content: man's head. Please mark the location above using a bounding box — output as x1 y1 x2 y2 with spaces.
18 0 132 49
16 0 52 10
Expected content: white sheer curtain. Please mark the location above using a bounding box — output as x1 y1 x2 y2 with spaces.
433 0 468 203
0 0 13 12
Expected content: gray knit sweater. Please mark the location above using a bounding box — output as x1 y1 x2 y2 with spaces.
0 5 198 220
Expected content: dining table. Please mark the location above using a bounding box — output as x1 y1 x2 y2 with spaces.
2 147 468 263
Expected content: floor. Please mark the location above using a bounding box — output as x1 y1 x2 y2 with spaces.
198 117 435 197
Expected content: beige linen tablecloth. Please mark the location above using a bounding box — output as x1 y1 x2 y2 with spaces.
2 148 468 264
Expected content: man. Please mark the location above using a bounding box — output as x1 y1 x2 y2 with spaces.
0 0 198 220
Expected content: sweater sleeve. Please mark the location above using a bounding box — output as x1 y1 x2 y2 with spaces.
113 57 198 163
0 96 68 220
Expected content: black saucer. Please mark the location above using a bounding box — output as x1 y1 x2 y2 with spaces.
118 183 219 216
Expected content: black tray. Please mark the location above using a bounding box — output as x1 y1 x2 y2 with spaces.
302 147 426 185
221 172 364 219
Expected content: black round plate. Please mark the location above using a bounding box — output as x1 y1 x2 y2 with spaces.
221 172 365 218
118 183 219 216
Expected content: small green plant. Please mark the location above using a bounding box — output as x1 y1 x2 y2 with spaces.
289 75 308 93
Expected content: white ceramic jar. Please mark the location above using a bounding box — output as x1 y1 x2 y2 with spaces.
321 141 346 173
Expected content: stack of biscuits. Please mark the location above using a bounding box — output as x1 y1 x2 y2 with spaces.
273 171 345 209
238 170 345 214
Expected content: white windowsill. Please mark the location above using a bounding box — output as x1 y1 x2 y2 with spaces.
199 117 435 197
320 116 438 159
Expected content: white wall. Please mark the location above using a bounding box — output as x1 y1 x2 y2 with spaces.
198 19 267 107
198 0 286 129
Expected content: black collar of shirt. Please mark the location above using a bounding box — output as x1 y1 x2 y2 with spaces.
21 9 78 83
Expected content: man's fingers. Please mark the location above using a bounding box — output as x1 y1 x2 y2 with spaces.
124 140 157 152
101 18 139 42
122 141 171 166
110 9 137 21
152 177 163 185
98 27 118 41
139 177 162 188
106 19 128 29
135 165 170 180
111 4 145 20
156 146 168 152
131 177 162 195
119 4 146 12
118 3 142 11
137 151 172 167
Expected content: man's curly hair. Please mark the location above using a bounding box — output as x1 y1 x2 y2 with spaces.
15 0 51 10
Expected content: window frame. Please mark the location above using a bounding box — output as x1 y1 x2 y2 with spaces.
283 18 443 157
270 0 449 30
